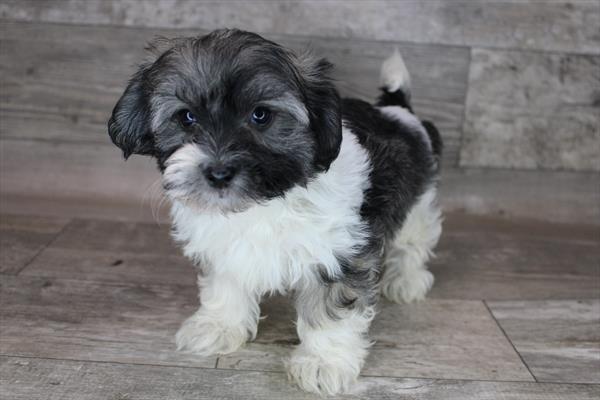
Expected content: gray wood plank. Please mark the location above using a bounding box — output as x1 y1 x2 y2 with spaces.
1 0 598 54
21 247 195 286
0 214 69 274
441 213 600 244
274 34 469 103
0 191 170 223
218 297 533 382
0 139 160 204
488 300 600 384
3 356 599 400
20 217 196 286
440 167 600 226
0 21 466 165
429 222 600 301
0 21 161 143
460 48 600 172
0 214 68 234
0 275 216 369
48 218 176 254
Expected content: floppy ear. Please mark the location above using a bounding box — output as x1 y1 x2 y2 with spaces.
108 64 155 159
302 57 342 172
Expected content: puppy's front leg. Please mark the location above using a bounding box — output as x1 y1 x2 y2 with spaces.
176 272 260 356
287 278 375 395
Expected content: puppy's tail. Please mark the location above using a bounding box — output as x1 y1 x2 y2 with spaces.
377 49 443 162
377 48 412 111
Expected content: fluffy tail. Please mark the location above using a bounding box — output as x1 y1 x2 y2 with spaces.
377 49 412 111
377 49 443 162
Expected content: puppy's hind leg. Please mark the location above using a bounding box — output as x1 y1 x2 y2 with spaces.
381 187 442 303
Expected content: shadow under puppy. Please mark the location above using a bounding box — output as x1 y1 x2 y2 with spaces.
108 29 442 396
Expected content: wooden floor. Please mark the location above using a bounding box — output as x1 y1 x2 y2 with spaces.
0 206 598 399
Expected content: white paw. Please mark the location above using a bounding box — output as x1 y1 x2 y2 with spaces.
175 311 249 356
382 267 434 303
286 348 360 396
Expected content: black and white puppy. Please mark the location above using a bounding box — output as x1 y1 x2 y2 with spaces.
108 29 442 395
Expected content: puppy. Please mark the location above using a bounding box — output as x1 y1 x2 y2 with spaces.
108 29 442 395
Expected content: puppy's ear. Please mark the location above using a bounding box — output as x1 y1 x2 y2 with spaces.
108 64 155 159
301 56 342 172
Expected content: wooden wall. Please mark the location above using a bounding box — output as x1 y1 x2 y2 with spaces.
0 0 598 223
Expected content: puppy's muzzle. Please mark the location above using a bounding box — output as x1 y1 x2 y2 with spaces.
204 163 237 189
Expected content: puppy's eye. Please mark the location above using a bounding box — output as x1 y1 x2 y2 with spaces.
250 107 272 126
177 109 198 127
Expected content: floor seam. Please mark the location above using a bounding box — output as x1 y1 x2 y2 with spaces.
0 354 218 371
15 219 73 276
3 354 599 386
483 300 538 383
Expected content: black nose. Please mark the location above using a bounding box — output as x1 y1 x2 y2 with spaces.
204 165 237 188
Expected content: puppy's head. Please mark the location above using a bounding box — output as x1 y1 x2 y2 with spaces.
108 29 341 213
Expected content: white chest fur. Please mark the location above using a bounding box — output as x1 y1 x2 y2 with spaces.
170 129 372 295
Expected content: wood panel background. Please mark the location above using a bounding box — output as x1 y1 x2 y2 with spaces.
0 1 599 224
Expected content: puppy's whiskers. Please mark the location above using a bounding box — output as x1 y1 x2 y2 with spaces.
143 178 169 224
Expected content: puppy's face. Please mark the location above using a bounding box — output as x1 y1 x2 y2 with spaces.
108 30 341 213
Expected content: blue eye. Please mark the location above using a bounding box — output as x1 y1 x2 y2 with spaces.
178 110 197 127
250 107 272 126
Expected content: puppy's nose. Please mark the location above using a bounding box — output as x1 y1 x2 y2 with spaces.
204 164 237 188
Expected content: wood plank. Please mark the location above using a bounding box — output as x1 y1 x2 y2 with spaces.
21 218 197 286
441 212 600 244
429 223 600 301
488 300 600 384
440 167 600 225
0 139 160 204
21 247 195 286
0 21 162 143
460 48 600 171
0 21 466 164
274 34 469 104
0 191 170 223
48 218 176 254
0 275 216 369
218 297 533 382
0 214 69 274
1 0 597 54
3 357 599 400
